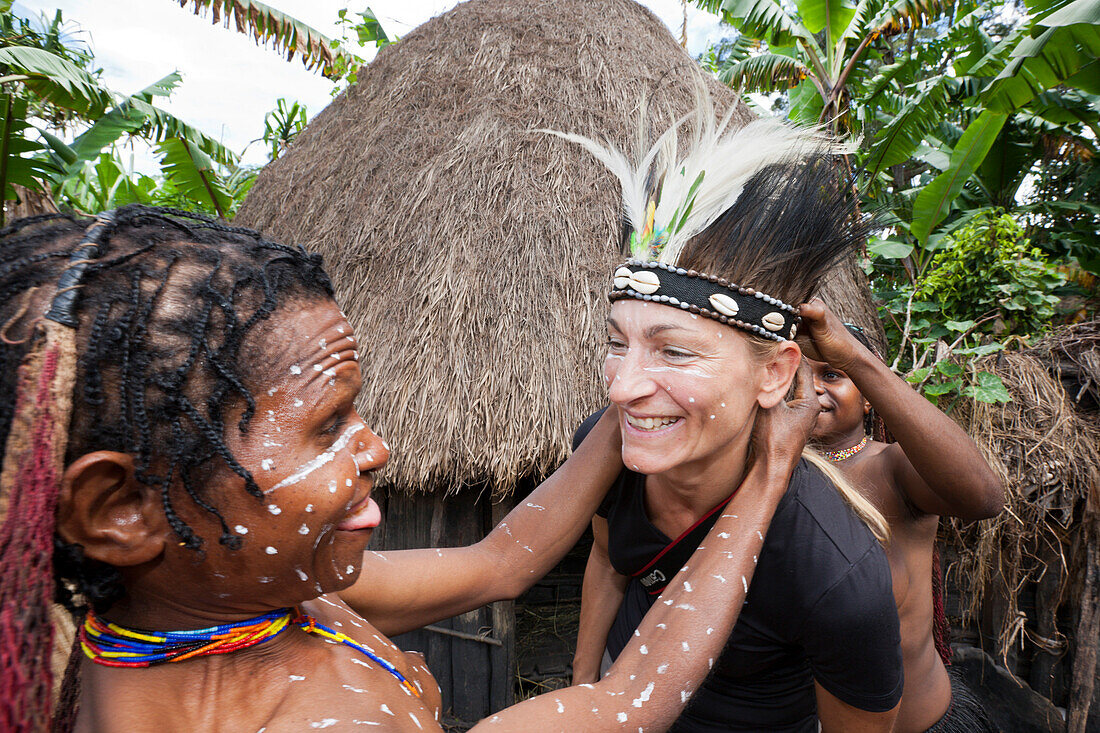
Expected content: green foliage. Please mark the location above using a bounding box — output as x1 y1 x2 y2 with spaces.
910 110 1008 243
259 97 307 161
872 211 1072 406
695 0 1100 276
0 5 351 222
917 211 1066 331
0 93 61 201
331 6 392 88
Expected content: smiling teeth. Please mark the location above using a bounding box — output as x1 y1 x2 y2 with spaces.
626 415 679 431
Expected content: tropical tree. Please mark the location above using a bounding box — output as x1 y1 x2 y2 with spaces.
0 9 241 220
695 0 1100 268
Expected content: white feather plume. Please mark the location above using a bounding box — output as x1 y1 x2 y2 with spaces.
542 87 855 265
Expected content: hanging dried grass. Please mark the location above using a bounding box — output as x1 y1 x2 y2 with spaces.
945 328 1100 660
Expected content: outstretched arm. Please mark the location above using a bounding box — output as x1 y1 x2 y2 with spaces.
799 299 1003 520
341 408 623 636
470 362 821 732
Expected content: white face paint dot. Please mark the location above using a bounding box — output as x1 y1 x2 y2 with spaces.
268 504 281 515
289 674 306 681
346 479 353 487
267 387 278 396
305 504 314 512
319 338 327 349
294 398 304 407
346 565 355 574
234 525 248 534
328 480 338 493
617 713 628 723
720 402 726 407
262 458 274 470
265 546 278 555
295 568 308 581
682 641 690 651
632 681 655 708
639 644 648 655
683 582 692 592
313 364 323 372
290 365 302 375
710 414 715 419
298 524 310 535
688 397 695 403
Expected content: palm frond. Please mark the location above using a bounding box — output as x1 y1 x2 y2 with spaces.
871 0 955 37
719 0 822 54
156 136 233 218
861 74 951 176
0 46 115 116
173 0 356 78
719 53 811 91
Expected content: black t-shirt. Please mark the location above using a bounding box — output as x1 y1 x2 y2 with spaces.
574 412 903 732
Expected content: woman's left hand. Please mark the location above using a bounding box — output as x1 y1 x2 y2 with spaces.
795 299 866 370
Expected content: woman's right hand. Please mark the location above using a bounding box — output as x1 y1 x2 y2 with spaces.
751 359 820 469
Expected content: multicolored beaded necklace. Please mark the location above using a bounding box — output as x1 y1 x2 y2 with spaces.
821 435 869 462
81 608 422 698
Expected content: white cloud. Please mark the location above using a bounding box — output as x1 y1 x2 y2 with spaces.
13 0 726 172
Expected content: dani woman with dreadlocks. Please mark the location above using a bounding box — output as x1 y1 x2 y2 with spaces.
559 94 907 732
0 205 818 732
802 308 1003 732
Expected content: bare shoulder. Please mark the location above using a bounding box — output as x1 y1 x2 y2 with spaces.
278 595 443 730
843 442 920 522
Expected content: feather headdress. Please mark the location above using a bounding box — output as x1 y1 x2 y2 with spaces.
542 87 866 341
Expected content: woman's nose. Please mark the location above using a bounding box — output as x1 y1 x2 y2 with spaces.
607 354 658 404
354 425 390 473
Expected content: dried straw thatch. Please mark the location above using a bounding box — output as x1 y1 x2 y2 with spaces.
945 318 1100 726
236 0 757 494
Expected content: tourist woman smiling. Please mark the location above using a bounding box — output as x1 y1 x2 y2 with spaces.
561 101 906 731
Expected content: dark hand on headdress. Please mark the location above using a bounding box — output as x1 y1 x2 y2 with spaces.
794 299 866 370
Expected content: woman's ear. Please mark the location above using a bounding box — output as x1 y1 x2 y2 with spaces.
55 451 167 567
757 341 802 409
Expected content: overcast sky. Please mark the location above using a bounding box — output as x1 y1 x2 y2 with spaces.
13 0 729 171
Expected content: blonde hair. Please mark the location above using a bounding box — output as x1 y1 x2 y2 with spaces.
803 449 890 544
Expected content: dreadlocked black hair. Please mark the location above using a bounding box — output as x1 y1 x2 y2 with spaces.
0 205 334 614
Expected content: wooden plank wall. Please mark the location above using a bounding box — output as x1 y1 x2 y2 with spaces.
367 487 517 727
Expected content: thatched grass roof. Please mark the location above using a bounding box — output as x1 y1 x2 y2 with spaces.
236 0 754 494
